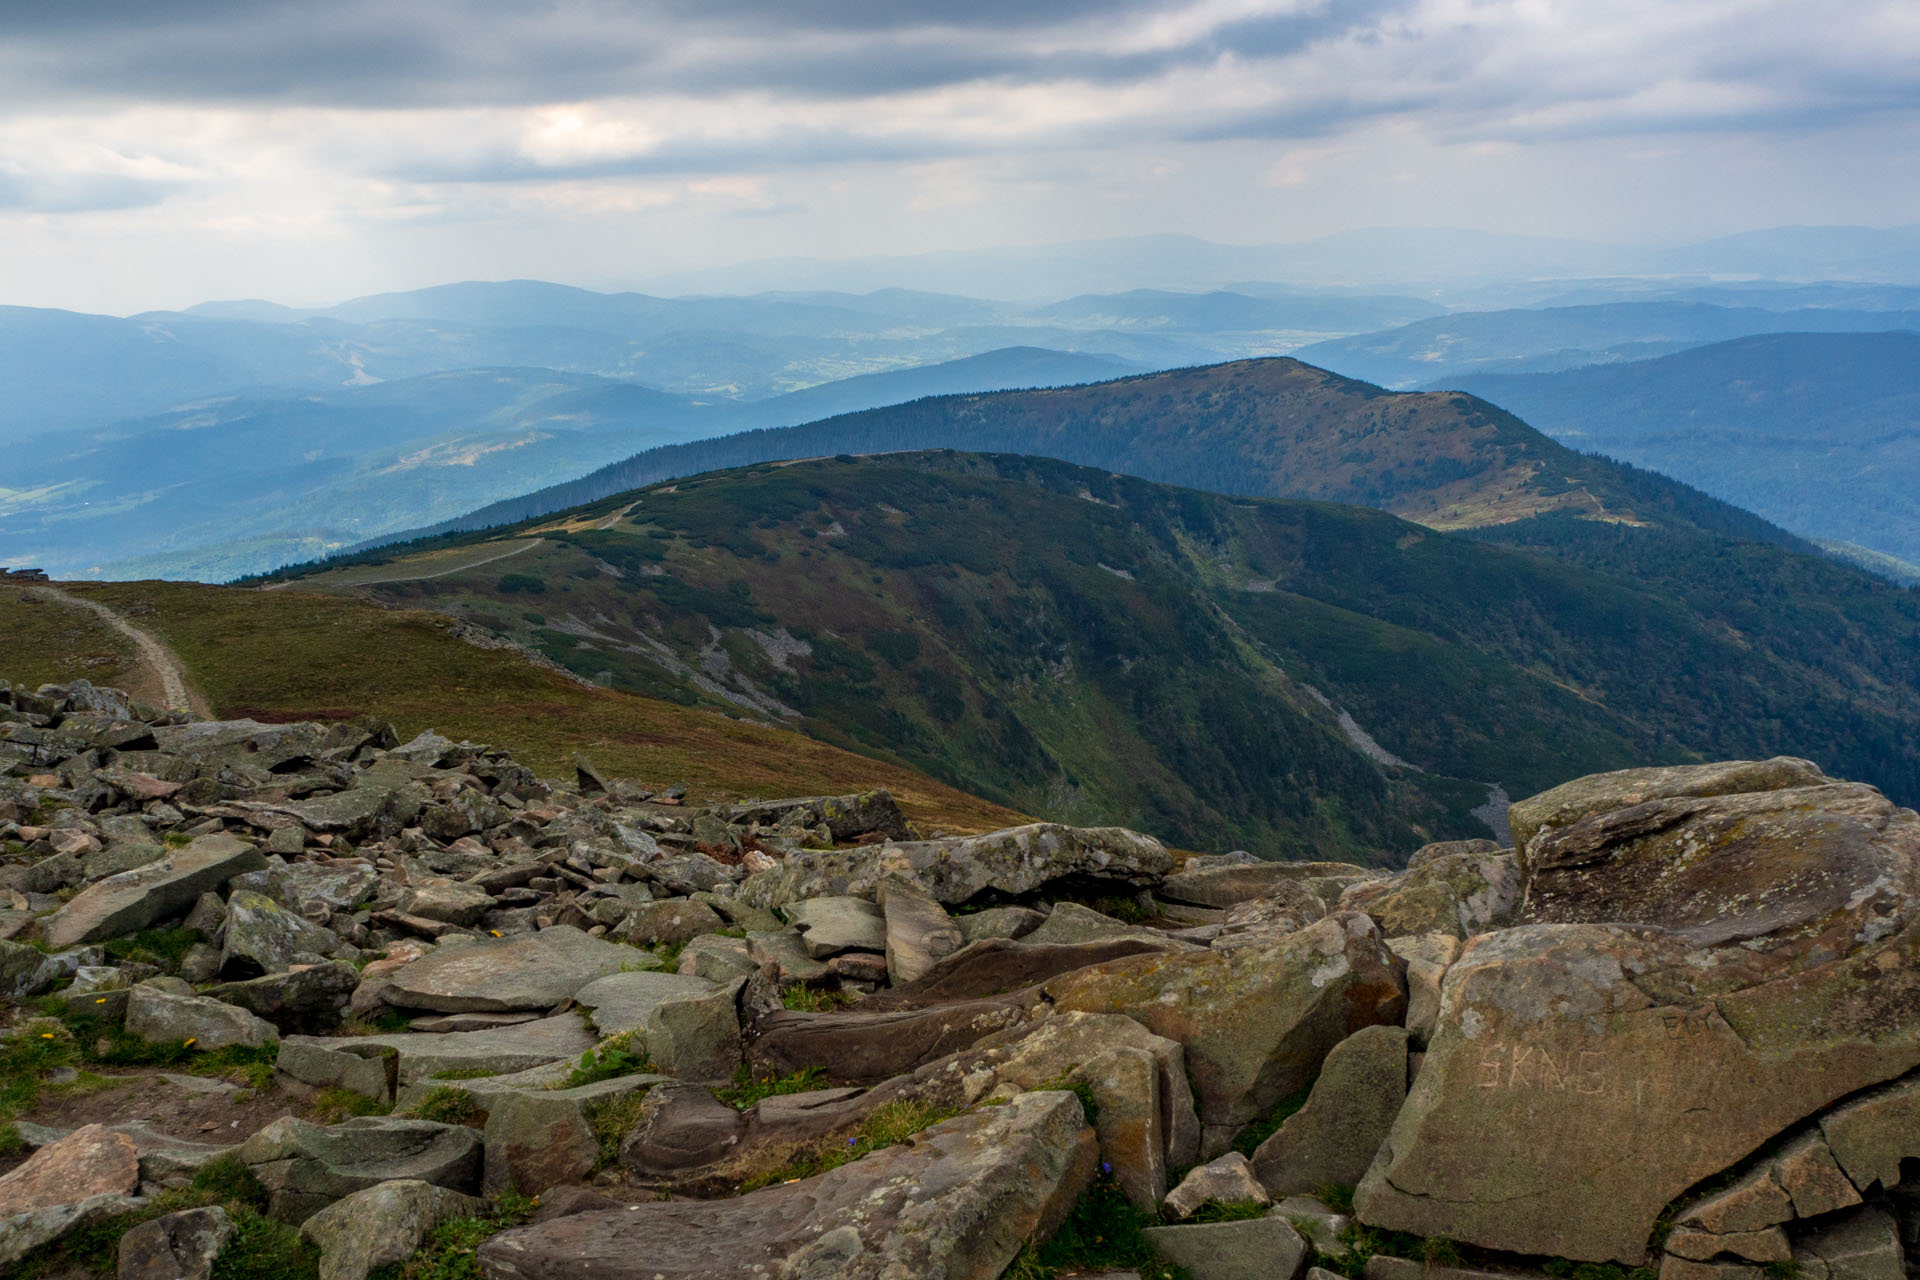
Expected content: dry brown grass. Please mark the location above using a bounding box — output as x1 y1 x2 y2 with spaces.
16 579 1027 835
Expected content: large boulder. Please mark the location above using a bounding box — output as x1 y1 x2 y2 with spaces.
205 962 359 1034
1519 780 1910 945
1162 860 1376 909
478 1090 1096 1280
881 876 963 985
864 937 1176 1012
1252 1025 1408 1195
376 927 642 1013
0 1123 141 1265
238 861 379 916
45 834 266 948
1338 851 1521 939
645 978 744 1082
125 984 278 1050
1044 912 1406 1137
738 823 1173 910
1142 1213 1309 1280
718 790 913 843
301 1181 484 1280
482 1078 658 1197
117 1205 234 1280
574 970 717 1037
220 890 337 976
1356 833 1920 1262
233 1115 484 1223
786 896 887 959
1507 757 1830 866
748 996 1039 1084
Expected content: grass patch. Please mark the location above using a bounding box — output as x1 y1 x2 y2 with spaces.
101 926 202 972
0 1011 271 1130
1006 1171 1190 1280
67 1007 278 1085
1188 1199 1271 1223
430 1067 500 1080
1317 1183 1356 1214
740 1098 959 1191
780 984 851 1012
367 1191 536 1280
405 1087 480 1125
29 580 1026 836
309 1086 392 1123
583 1089 651 1168
1231 1077 1315 1156
652 940 688 970
714 1065 827 1110
339 1009 414 1036
559 1034 654 1088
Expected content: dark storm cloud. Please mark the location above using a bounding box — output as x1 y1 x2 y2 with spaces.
0 1 1408 108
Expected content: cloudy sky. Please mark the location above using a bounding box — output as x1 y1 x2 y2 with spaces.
2 0 1917 313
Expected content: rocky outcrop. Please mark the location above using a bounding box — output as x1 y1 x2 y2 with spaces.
1046 912 1405 1137
1355 765 1920 1262
477 1090 1097 1280
738 823 1174 909
233 1115 484 1222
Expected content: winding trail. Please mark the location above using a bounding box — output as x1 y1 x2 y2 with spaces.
335 538 545 587
30 586 212 717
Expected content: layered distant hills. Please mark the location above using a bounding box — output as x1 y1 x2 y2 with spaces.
423 356 1795 548
275 449 1920 859
1293 301 1920 387
1449 331 1920 574
7 270 1918 584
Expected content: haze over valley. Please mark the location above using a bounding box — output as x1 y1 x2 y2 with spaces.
6 7 1920 1279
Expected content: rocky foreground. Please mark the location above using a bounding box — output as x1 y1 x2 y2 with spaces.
1 679 1918 1280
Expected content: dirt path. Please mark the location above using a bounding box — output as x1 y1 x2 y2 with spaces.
29 586 212 717
338 537 545 587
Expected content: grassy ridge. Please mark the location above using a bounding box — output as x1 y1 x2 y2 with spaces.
1 581 1028 835
283 450 1920 860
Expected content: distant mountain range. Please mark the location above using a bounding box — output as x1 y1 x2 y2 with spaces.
8 256 1920 585
631 226 1920 298
1295 302 1920 388
0 348 1139 580
1450 331 1920 571
414 356 1795 550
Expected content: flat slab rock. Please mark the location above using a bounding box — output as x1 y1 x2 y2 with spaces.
291 1013 596 1083
45 835 266 949
574 971 719 1036
477 1090 1097 1280
378 927 645 1013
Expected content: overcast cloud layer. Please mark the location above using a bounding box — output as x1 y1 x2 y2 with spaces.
2 0 1917 312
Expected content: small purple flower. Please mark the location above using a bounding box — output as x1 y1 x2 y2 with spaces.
1100 1161 1113 1174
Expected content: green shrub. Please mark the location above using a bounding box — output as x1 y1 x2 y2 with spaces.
714 1066 827 1110
1008 1172 1191 1280
497 573 547 595
560 1035 654 1088
405 1088 479 1125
